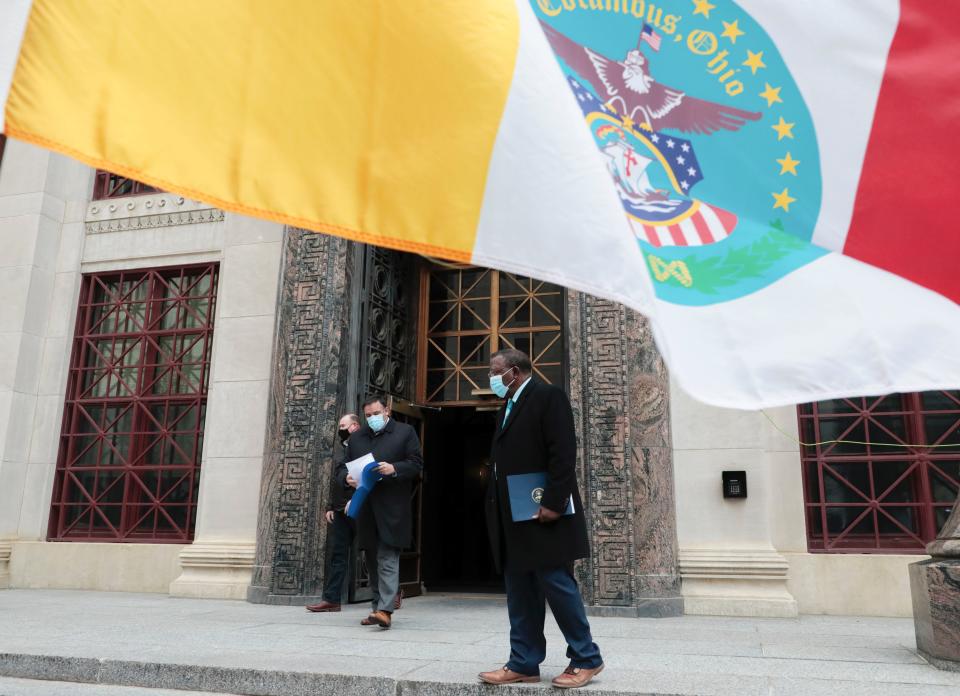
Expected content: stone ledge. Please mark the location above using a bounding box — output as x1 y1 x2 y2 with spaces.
0 652 745 696
679 548 790 580
679 548 797 618
169 541 255 600
0 654 394 696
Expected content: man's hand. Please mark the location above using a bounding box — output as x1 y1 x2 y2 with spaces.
324 510 335 524
536 506 561 524
376 462 396 477
346 474 359 489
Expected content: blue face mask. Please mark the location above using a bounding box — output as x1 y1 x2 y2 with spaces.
489 369 516 399
366 414 386 433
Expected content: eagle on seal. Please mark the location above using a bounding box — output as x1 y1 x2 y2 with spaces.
541 22 761 135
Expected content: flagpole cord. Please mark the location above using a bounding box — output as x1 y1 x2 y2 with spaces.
760 409 959 449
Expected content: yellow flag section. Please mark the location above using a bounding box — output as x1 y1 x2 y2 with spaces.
5 0 519 261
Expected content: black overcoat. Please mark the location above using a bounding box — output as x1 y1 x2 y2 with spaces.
337 418 423 549
328 439 354 513
484 379 590 573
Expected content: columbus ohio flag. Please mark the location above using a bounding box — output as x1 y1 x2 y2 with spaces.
1 0 958 408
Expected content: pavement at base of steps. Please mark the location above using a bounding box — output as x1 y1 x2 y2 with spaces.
0 589 959 695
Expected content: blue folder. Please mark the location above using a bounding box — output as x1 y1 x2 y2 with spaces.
506 472 575 522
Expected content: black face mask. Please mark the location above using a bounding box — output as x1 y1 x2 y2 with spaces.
337 428 351 444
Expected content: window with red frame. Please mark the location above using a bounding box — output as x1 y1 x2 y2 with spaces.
49 264 218 542
799 391 960 553
92 169 159 200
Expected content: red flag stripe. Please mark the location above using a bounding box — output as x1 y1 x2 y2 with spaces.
844 0 960 303
691 211 716 244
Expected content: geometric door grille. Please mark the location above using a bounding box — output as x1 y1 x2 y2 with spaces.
418 265 565 406
48 263 218 542
798 391 960 553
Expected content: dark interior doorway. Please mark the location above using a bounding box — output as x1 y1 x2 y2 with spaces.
421 407 504 592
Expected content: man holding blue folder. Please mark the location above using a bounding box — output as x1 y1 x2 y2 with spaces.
479 349 603 689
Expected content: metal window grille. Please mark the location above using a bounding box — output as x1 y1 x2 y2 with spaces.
48 264 219 542
92 169 159 200
798 391 960 553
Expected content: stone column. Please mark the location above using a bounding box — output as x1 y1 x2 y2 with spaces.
169 213 283 600
0 140 91 577
247 229 354 604
568 292 682 617
910 500 960 670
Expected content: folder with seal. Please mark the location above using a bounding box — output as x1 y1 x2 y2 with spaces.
506 471 575 522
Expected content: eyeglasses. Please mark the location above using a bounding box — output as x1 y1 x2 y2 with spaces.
487 367 516 378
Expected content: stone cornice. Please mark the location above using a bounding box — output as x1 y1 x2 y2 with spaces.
85 192 224 234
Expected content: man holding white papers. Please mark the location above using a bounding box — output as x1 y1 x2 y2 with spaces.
479 349 603 689
340 395 422 629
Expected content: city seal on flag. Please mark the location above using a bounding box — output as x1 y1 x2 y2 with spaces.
534 0 827 306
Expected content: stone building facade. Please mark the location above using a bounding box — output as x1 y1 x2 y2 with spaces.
0 138 951 619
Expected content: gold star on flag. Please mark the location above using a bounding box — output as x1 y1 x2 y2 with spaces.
692 0 715 18
759 83 783 107
772 117 795 140
772 188 796 211
721 20 744 43
743 50 766 75
777 152 800 175
621 113 635 129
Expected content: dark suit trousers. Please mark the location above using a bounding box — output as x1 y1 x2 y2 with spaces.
321 511 354 603
503 562 603 675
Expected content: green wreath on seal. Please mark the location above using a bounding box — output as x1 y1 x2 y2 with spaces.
646 221 809 295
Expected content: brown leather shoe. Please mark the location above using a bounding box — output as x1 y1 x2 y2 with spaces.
478 666 540 685
365 610 391 629
551 663 604 689
394 589 403 611
305 600 340 613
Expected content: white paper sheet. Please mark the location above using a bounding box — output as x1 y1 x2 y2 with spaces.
345 453 376 484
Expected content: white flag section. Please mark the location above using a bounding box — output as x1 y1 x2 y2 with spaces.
469 0 960 408
0 0 31 132
2 0 958 409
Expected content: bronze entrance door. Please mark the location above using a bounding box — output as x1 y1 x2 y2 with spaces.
415 263 567 591
389 399 426 598
348 246 422 602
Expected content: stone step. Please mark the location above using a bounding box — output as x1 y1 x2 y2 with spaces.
0 675 237 696
0 652 655 696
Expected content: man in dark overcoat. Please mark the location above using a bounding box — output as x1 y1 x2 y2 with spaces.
479 349 604 689
306 413 361 613
339 395 422 629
